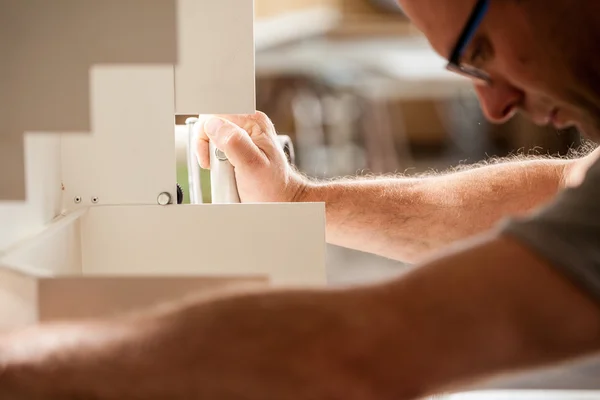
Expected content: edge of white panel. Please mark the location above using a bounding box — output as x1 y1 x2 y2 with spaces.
0 209 85 277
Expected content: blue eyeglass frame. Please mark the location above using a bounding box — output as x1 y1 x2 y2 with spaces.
445 0 491 84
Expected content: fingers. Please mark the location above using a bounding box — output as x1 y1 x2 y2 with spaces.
193 114 212 169
194 112 281 170
196 132 210 169
199 116 269 170
215 112 277 139
216 112 284 162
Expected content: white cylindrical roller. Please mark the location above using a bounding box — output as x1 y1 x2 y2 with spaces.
209 142 240 204
186 117 203 204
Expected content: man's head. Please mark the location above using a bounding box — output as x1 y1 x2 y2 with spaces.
398 0 600 139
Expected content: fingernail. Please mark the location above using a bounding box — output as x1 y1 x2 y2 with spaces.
204 117 224 137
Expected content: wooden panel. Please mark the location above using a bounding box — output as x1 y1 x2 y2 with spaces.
175 0 255 114
80 204 327 286
39 276 268 322
60 67 177 211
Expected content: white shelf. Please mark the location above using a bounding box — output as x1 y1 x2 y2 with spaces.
0 203 326 329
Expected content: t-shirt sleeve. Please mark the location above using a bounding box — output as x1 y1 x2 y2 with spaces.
499 157 600 302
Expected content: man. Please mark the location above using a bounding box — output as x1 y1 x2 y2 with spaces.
2 0 600 398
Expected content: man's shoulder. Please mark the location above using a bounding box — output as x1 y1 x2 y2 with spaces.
499 151 600 302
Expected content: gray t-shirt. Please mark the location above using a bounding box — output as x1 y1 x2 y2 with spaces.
500 156 600 300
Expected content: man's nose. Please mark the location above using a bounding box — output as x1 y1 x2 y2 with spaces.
474 80 523 123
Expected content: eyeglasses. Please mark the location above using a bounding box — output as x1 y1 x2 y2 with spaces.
446 0 491 85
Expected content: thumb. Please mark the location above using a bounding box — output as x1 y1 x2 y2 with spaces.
203 116 268 169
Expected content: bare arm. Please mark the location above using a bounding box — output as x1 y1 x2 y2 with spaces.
195 112 590 263
370 234 600 397
303 158 571 263
1 234 600 399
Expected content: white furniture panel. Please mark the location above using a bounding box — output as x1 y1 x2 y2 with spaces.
0 134 63 251
1 210 83 277
60 66 177 212
0 201 325 328
80 204 327 286
0 0 177 200
175 0 256 114
1 0 327 341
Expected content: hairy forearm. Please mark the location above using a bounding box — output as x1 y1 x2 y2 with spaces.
303 158 572 262
2 234 600 399
355 234 600 398
0 289 383 400
0 316 171 400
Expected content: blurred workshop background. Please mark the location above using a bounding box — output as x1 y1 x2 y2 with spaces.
175 0 596 390
253 0 581 285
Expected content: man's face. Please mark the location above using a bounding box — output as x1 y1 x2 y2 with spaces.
398 0 600 140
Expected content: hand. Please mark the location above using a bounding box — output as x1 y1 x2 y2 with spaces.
194 112 309 203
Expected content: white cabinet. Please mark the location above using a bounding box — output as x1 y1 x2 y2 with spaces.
0 0 326 328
